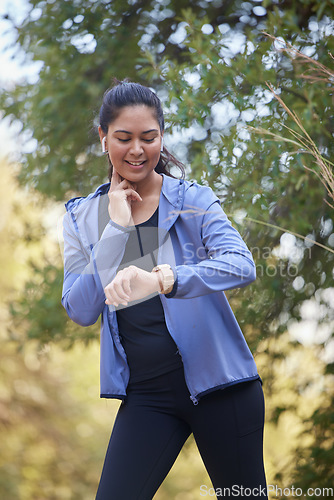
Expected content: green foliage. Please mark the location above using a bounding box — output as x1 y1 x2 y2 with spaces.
1 0 282 200
0 161 111 499
142 6 334 348
3 0 333 200
9 261 98 349
0 341 113 500
293 395 334 494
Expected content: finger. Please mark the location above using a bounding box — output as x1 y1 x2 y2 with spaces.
104 285 129 306
118 179 138 193
105 271 131 303
123 188 142 202
121 266 139 295
105 297 128 307
121 272 132 296
113 280 131 302
104 285 117 305
110 169 122 189
107 269 133 304
110 177 138 198
111 169 134 187
106 278 130 300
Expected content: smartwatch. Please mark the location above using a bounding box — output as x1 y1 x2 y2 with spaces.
152 264 175 294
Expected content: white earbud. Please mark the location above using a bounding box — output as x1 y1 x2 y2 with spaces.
160 138 164 152
102 137 107 153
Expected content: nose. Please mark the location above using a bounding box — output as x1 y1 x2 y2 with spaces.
129 140 144 156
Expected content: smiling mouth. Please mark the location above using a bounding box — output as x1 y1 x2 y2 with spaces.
126 160 146 167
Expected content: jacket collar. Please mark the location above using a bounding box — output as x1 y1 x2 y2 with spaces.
65 174 185 218
161 174 185 208
158 174 185 232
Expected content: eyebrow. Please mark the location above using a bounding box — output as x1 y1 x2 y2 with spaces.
114 129 159 134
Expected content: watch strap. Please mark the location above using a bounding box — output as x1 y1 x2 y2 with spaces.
152 264 175 294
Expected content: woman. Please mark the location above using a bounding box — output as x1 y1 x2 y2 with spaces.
62 81 267 499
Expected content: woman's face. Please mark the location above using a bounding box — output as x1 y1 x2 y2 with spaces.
100 105 163 185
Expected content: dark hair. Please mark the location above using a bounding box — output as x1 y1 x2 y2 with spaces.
99 80 184 180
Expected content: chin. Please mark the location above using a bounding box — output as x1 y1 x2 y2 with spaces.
117 167 155 181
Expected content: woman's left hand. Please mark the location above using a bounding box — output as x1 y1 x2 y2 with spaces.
104 266 160 307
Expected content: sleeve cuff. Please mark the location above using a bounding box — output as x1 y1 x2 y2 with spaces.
108 220 133 233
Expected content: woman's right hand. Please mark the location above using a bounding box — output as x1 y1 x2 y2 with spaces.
108 170 142 227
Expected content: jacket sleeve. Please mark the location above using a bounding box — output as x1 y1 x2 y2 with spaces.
167 189 256 299
61 212 129 326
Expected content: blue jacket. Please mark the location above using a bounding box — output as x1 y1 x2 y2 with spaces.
62 174 259 403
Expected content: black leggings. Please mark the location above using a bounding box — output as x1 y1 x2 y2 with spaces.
95 367 267 500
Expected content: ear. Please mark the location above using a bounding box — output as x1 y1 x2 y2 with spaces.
98 126 107 153
160 133 164 152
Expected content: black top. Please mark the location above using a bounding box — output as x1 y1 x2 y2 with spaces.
116 208 183 383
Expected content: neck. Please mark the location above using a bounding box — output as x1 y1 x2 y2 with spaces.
136 171 163 198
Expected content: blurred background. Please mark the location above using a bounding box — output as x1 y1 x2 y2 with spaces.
0 0 333 498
